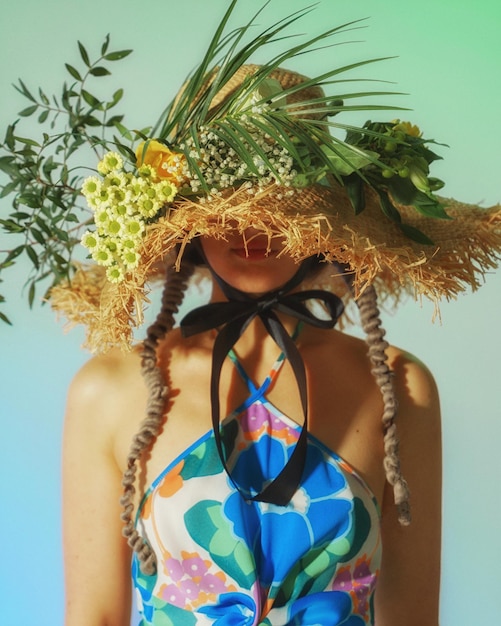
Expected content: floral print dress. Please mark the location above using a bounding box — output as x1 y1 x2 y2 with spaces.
133 346 382 625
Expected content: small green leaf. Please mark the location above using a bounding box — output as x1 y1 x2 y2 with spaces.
35 215 53 236
399 222 434 245
18 192 41 208
53 252 68 265
379 193 402 223
412 194 452 220
4 124 16 150
112 138 136 161
3 245 25 264
38 110 50 123
15 79 36 102
26 245 40 269
15 136 41 147
82 115 102 127
0 156 17 176
38 87 50 105
104 49 133 61
386 177 418 206
81 89 102 108
0 182 19 199
0 311 12 325
19 104 38 117
113 123 133 141
322 144 377 176
106 88 124 110
89 66 111 77
28 282 36 307
101 34 110 56
61 164 69 184
61 85 75 111
105 115 124 127
344 173 365 215
0 219 24 234
65 63 82 81
30 228 46 245
78 41 90 67
42 156 58 179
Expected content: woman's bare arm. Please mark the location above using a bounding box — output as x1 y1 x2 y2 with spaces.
375 350 442 625
62 352 142 626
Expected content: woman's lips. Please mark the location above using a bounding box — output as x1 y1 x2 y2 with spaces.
231 247 278 260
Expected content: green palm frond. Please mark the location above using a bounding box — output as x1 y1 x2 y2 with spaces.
147 2 422 195
154 3 393 142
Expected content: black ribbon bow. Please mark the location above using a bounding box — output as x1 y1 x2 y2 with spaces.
180 256 344 505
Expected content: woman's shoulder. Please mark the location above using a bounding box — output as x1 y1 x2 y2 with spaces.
65 345 148 448
386 344 439 411
68 345 144 400
315 329 440 417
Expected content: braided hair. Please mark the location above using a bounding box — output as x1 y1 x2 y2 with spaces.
355 283 411 524
120 259 195 575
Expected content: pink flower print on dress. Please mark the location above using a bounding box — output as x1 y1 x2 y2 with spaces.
159 582 186 608
332 555 377 621
352 556 378 618
200 572 230 595
181 552 210 581
164 556 184 581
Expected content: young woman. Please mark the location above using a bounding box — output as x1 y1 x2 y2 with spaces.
2 3 499 625
62 227 442 625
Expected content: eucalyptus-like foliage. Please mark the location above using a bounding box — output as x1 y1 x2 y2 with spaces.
0 36 134 323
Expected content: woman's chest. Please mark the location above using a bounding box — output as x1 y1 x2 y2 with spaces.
124 345 387 508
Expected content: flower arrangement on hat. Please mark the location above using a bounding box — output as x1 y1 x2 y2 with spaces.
0 2 500 350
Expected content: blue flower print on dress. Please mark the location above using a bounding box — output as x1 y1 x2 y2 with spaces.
285 590 366 625
198 591 257 625
224 435 353 594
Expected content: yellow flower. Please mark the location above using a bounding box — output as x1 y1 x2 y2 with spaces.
92 246 114 267
392 120 422 138
155 180 178 204
106 265 125 283
97 151 124 175
81 176 102 198
136 139 187 185
81 231 99 250
121 249 141 270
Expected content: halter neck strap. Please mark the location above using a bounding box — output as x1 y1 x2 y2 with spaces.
180 253 344 505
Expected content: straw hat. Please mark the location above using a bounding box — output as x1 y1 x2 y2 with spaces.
47 59 500 352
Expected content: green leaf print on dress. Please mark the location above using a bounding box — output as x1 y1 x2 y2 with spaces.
184 499 256 589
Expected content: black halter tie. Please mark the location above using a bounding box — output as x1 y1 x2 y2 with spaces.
180 256 345 505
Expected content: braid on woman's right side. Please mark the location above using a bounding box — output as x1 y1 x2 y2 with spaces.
120 259 196 575
356 283 411 525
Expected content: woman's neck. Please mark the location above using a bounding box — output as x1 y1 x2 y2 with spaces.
208 279 302 356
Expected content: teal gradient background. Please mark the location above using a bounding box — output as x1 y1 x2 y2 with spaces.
0 1 499 624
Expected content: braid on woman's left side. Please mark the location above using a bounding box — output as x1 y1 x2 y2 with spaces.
120 259 196 575
356 283 411 525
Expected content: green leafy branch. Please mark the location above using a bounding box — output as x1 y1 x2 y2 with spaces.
0 35 133 323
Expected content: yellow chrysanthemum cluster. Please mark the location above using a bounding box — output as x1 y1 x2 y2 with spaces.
80 151 179 282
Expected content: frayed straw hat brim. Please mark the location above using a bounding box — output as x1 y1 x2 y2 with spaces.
50 181 500 352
